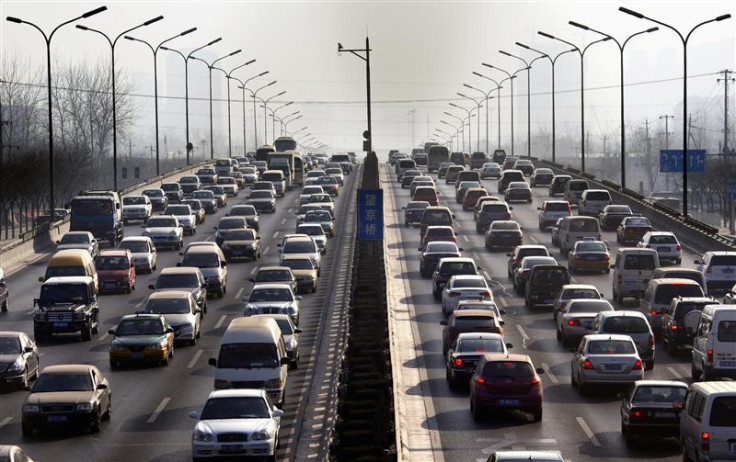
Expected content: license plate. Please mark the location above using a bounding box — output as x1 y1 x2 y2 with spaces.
104 282 116 288
131 352 144 359
53 322 68 329
231 250 242 255
723 268 735 274
604 364 623 371
220 445 243 453
498 399 520 406
719 360 736 368
654 412 675 419
730 442 736 454
47 415 67 423
658 247 670 252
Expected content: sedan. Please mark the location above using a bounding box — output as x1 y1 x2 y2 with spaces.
144 292 202 346
530 168 554 186
118 236 158 273
571 334 645 394
191 190 218 214
557 299 615 348
220 228 261 261
0 331 40 390
504 181 532 203
480 162 501 179
599 204 633 230
122 195 152 224
567 239 610 274
446 333 509 389
56 231 99 257
419 241 463 278
246 190 277 214
616 216 653 245
163 204 197 235
22 364 111 437
638 231 682 265
142 215 183 250
243 284 301 326
485 220 523 250
108 313 175 367
441 275 493 317
619 380 688 444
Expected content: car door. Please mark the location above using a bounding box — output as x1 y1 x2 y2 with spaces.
21 335 39 378
91 369 110 413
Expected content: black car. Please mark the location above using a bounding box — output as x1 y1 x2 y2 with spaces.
142 188 168 211
661 296 718 355
484 220 523 250
227 205 260 231
620 380 688 444
220 228 261 261
419 242 462 278
161 183 184 203
403 201 430 227
445 333 511 390
548 175 571 196
525 265 570 309
599 205 633 230
191 190 218 214
530 168 554 186
0 331 39 390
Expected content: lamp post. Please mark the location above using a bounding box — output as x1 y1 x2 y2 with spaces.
499 49 548 158
449 102 477 152
464 81 501 154
265 101 294 142
214 59 256 157
618 7 731 216
569 21 658 189
190 49 241 159
471 72 511 151
457 93 484 152
241 81 277 147
278 110 299 136
7 5 108 211
254 90 286 144
76 15 162 190
538 31 609 173
159 37 221 166
516 42 577 163
481 63 526 157
442 115 465 151
229 70 269 153
284 117 304 136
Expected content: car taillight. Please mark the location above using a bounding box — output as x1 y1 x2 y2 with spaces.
504 213 511 219
650 310 658 316
629 409 643 418
670 324 678 330
676 245 682 251
707 349 713 363
701 432 710 452
633 359 643 370
449 291 461 297
454 358 463 367
648 335 655 348
476 376 486 384
582 359 594 370
567 319 580 326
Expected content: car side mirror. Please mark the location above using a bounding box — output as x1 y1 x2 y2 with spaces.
97 383 108 390
221 261 227 268
281 357 290 366
108 329 116 336
55 240 61 245
499 309 506 315
693 260 701 265
458 248 464 252
189 411 199 420
506 342 514 349
24 346 34 353
535 367 545 374
277 244 282 247
401 206 406 210
294 328 303 334
249 278 256 283
24 385 32 391
176 262 182 267
272 409 285 418
451 214 456 219
225 213 230 216
295 296 302 300
38 276 44 283
256 236 261 240
536 207 542 210
148 284 155 290
439 320 447 326
509 206 514 210
208 358 217 367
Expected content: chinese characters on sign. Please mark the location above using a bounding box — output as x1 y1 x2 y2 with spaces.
358 189 383 240
659 149 706 173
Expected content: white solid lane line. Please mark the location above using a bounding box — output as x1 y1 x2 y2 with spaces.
272 231 279 239
515 324 530 341
575 416 601 447
214 315 227 330
462 235 470 242
147 397 171 423
187 350 203 369
249 267 257 276
281 218 287 225
204 236 211 242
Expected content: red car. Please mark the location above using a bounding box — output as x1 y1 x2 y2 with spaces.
412 186 438 206
95 249 136 293
421 226 456 250
470 353 544 422
462 188 489 211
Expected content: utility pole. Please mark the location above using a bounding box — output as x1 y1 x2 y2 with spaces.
644 118 651 176
717 70 734 154
409 108 416 148
660 114 674 191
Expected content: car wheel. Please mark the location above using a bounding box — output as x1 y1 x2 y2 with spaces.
81 323 93 341
666 338 677 356
471 398 484 422
103 401 111 421
90 412 101 433
22 423 33 439
125 283 132 294
532 406 543 422
691 362 702 381
556 327 562 341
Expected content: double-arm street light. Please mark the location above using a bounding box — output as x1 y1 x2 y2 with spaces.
276 109 299 136
457 93 484 152
255 91 286 144
516 42 577 163
464 82 501 154
7 5 108 210
569 21 658 189
482 63 526 157
265 101 294 142
160 37 222 165
214 59 256 156
471 72 512 151
229 70 269 153
499 49 548 159
443 114 465 151
76 15 163 190
190 49 241 159
284 117 304 136
241 80 277 147
449 103 475 152
538 31 609 173
619 7 731 216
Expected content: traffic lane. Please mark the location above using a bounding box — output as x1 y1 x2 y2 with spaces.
389 168 683 461
0 186 326 460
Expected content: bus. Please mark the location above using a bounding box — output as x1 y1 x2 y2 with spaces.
273 136 298 153
267 151 295 190
427 146 449 173
255 145 275 162
292 152 305 187
470 152 487 170
423 141 439 153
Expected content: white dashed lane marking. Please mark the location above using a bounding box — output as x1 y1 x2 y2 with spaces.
214 315 227 330
187 350 203 369
576 416 601 447
147 397 170 423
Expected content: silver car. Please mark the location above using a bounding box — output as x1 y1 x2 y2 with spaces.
299 186 325 205
637 231 682 265
122 195 152 224
255 314 302 368
243 283 301 326
296 223 328 254
142 215 183 250
551 284 603 321
279 235 322 271
119 236 158 273
441 275 493 317
56 231 99 257
163 204 197 235
556 299 614 348
571 334 645 393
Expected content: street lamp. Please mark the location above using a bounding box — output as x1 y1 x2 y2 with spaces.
482 63 526 157
470 72 510 151
457 92 484 152
190 48 241 159
265 101 293 142
569 21 658 189
464 81 501 154
229 70 269 153
214 59 256 156
449 102 476 152
241 80 276 147
255 90 286 144
516 42 577 163
160 37 222 165
499 49 548 159
277 110 299 136
7 5 108 211
284 117 304 135
618 7 731 216
442 115 465 151
76 14 162 190
538 30 609 172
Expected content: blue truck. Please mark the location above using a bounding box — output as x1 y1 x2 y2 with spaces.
69 190 124 246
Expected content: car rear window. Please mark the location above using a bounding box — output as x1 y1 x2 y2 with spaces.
482 361 533 379
530 268 569 285
423 210 451 223
399 160 416 168
711 255 736 266
569 181 588 191
588 340 635 354
649 235 678 244
632 386 687 404
568 301 612 314
439 262 476 275
482 204 507 212
625 217 651 227
454 317 496 329
568 218 599 232
717 321 736 342
426 243 458 253
546 202 569 211
585 191 610 201
457 338 504 353
453 278 486 288
519 248 549 259
504 172 524 181
602 317 650 334
623 254 657 270
561 288 599 300
654 284 704 304
710 396 736 426
427 228 454 237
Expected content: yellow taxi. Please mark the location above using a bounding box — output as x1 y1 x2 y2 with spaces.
567 238 610 274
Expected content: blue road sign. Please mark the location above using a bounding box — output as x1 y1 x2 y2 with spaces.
358 189 383 240
659 149 706 173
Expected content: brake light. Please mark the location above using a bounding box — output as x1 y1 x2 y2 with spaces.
633 359 643 370
568 319 580 326
676 245 682 251
531 377 541 385
476 376 486 384
449 291 461 297
707 349 713 364
701 432 710 451
671 324 678 330
650 310 658 316
648 335 655 348
454 358 463 367
630 410 643 418
582 359 594 370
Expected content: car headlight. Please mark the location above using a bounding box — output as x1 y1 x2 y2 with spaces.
8 359 24 372
73 311 86 320
251 429 270 441
34 311 47 321
145 342 166 351
265 378 282 388
214 379 230 389
109 343 128 352
193 429 215 442
169 231 178 236
23 404 40 413
76 403 93 412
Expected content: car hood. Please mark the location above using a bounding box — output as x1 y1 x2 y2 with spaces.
199 268 223 279
130 251 152 260
173 214 194 222
144 227 178 235
159 313 194 326
247 198 274 203
37 302 87 312
196 418 271 435
247 301 292 309
112 334 169 347
26 391 95 405
0 353 22 364
57 243 91 252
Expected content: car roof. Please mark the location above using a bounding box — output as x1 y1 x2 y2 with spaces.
148 290 192 299
98 249 129 257
251 283 292 290
120 313 164 322
208 389 266 400
159 267 201 275
121 236 152 242
649 278 701 286
584 333 635 342
689 381 736 395
257 266 292 272
454 309 496 318
42 364 95 374
481 353 531 362
456 332 503 341
492 451 562 461
44 276 94 285
561 284 599 290
438 257 475 264
184 246 222 255
596 310 647 319
0 331 25 339
633 380 688 388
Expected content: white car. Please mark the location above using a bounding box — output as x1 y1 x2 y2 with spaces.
243 283 302 327
254 314 302 368
441 275 493 317
299 186 325 205
122 195 152 224
56 231 99 257
278 235 322 272
571 334 645 394
295 223 328 254
144 291 202 345
142 215 184 250
164 204 197 235
118 236 158 273
637 231 682 265
191 389 283 460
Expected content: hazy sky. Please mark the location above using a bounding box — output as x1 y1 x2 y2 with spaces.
1 1 734 156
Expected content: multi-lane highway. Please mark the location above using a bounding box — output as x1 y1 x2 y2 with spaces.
384 162 703 462
0 166 359 461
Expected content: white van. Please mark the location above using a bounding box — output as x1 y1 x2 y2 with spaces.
640 278 704 334
261 170 286 197
556 216 601 254
208 317 290 406
563 179 589 205
612 248 659 303
695 251 736 297
690 304 736 381
578 189 612 216
396 159 417 179
680 381 736 462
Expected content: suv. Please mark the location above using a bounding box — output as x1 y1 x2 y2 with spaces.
498 170 524 193
661 296 719 355
475 202 512 234
525 265 570 309
161 182 184 203
32 277 99 342
403 201 430 227
640 279 704 334
538 201 571 230
432 258 481 300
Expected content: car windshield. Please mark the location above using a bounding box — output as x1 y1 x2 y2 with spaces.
156 273 199 289
256 270 292 282
181 252 221 268
453 278 486 288
426 243 458 253
230 206 257 217
0 337 21 354
654 285 703 304
297 226 325 236
545 202 569 211
165 206 190 215
161 184 179 191
144 190 164 197
180 177 198 183
625 217 651 227
426 228 454 238
407 202 429 210
225 230 256 241
95 256 129 270
607 206 631 214
39 283 88 303
218 219 246 229
116 318 165 336
201 397 270 420
119 240 149 253
249 288 293 302
482 361 533 379
649 235 678 244
283 240 316 253
71 199 113 215
710 397 736 426
183 201 202 211
33 373 93 392
124 197 147 205
457 339 504 353
60 234 90 244
282 259 314 270
717 321 736 342
561 288 599 300
217 343 279 369
147 218 177 228
602 317 650 334
567 301 612 313
632 386 687 404
587 340 635 354
576 242 607 253
146 297 190 314
305 211 331 221
250 191 273 199
309 195 332 203
197 169 215 175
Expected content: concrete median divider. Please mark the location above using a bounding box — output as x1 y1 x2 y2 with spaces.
0 161 211 276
